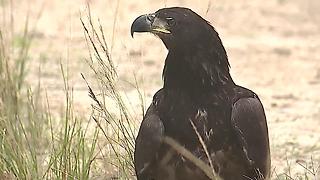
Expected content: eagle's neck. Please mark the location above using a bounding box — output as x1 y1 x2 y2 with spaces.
162 46 234 94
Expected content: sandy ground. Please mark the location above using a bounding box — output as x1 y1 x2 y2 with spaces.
3 0 320 178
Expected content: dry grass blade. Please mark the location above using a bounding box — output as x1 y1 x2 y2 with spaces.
189 119 217 178
163 136 221 180
205 0 212 16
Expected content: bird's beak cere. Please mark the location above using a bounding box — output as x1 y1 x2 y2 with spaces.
131 13 171 37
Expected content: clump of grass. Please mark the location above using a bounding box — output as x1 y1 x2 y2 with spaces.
42 63 100 180
0 4 39 179
272 157 319 180
80 7 139 179
0 3 99 179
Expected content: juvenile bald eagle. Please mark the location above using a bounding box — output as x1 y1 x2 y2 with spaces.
131 7 271 180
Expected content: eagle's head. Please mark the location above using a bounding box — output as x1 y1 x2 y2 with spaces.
131 7 232 89
131 7 219 50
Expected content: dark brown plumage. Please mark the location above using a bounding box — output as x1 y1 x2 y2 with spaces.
131 7 271 180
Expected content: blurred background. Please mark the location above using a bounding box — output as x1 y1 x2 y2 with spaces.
1 0 320 179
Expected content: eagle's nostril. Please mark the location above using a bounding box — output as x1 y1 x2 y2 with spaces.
147 14 155 23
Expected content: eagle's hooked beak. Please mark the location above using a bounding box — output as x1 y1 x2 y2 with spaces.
131 13 171 37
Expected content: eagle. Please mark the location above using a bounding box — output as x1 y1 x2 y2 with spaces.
131 7 271 180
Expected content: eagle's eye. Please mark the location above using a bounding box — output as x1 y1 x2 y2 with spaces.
166 17 175 26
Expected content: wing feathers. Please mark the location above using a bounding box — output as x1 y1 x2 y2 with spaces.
134 105 164 177
231 97 271 176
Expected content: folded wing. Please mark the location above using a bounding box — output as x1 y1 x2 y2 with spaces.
134 105 164 179
231 97 271 178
